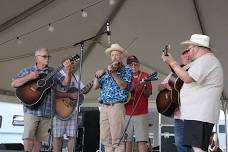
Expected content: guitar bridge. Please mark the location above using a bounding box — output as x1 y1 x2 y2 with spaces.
30 87 37 92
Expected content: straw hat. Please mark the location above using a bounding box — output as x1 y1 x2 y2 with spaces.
181 34 211 49
105 43 128 55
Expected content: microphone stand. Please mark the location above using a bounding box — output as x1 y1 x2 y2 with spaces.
118 85 146 146
72 31 109 47
72 42 83 152
72 30 109 151
117 79 156 151
47 87 55 152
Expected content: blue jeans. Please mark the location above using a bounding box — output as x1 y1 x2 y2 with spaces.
174 119 188 152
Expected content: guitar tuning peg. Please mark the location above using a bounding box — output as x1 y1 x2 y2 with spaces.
167 44 171 50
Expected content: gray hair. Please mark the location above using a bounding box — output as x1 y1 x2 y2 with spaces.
35 48 48 56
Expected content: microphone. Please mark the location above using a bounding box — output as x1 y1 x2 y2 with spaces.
106 21 111 44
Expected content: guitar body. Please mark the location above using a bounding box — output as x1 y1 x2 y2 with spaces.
16 73 54 107
168 73 184 91
55 87 84 120
55 81 93 120
156 73 183 117
156 89 179 117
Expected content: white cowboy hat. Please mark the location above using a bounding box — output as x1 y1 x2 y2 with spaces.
105 43 128 55
180 34 211 49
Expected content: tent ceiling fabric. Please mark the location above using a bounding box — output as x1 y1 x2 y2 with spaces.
0 0 227 103
0 0 44 25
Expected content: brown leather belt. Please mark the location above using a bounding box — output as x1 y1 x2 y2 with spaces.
101 101 124 106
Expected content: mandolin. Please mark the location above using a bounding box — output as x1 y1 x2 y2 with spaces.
126 72 157 104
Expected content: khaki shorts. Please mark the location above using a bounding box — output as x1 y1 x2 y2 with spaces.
23 114 51 142
125 114 149 142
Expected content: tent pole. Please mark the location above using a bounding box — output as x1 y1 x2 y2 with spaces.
192 0 205 34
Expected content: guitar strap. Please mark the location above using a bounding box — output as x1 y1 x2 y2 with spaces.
131 71 142 105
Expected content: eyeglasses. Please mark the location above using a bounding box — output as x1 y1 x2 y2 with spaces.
36 55 51 58
182 47 194 55
182 50 190 55
129 63 139 66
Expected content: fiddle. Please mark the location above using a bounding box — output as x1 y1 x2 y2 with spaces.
108 61 124 73
94 61 124 79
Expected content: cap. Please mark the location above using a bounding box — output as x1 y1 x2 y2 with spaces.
127 55 139 65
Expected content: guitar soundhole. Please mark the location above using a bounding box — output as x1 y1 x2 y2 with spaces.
37 79 46 87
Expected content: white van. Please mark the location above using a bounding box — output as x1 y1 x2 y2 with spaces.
0 102 24 144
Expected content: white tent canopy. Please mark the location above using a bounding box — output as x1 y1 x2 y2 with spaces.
0 0 227 105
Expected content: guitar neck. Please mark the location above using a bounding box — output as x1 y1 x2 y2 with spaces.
80 81 93 94
43 54 80 81
44 64 64 81
169 65 175 73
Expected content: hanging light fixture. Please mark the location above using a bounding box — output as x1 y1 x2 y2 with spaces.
16 37 23 45
48 24 55 32
109 0 116 5
0 0 107 47
81 9 88 18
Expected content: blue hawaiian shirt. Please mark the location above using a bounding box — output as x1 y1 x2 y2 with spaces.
98 65 132 104
12 65 65 117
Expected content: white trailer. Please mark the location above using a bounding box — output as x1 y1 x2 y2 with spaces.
0 102 24 144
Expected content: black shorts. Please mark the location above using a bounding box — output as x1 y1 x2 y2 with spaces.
183 120 214 151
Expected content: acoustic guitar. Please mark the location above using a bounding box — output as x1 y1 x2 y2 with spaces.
208 132 222 152
156 73 183 117
15 54 80 107
156 45 184 117
55 81 93 120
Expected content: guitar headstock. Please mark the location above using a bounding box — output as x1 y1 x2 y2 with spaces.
147 72 158 81
163 44 170 56
69 54 80 63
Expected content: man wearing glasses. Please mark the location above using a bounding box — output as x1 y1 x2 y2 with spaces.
161 34 224 152
124 55 152 152
158 50 190 152
11 48 75 152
